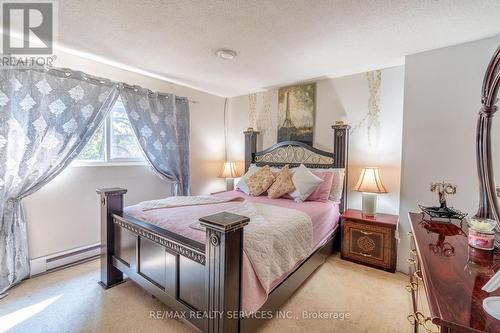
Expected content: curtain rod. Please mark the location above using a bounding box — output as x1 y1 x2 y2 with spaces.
21 65 200 104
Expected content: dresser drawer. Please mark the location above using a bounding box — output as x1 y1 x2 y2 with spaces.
341 219 396 271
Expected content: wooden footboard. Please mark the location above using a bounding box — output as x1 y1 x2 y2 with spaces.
97 188 338 333
97 188 251 332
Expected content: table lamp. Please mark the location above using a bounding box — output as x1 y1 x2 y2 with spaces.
219 161 242 191
353 167 388 216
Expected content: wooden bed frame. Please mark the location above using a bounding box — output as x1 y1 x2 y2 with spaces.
97 123 350 333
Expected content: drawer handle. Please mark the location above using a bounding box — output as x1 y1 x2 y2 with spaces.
408 231 413 236
405 282 418 292
360 252 372 257
413 271 423 281
410 249 417 256
360 230 373 235
407 314 416 325
422 317 440 333
407 311 425 325
407 258 418 269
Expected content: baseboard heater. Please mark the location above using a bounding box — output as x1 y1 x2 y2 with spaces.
29 243 101 277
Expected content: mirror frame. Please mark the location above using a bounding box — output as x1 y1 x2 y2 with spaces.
476 46 500 229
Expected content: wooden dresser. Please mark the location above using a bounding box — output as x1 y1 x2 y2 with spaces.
341 209 398 272
407 212 500 333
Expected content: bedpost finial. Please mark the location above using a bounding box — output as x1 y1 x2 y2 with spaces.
96 187 128 196
332 121 350 130
244 127 260 134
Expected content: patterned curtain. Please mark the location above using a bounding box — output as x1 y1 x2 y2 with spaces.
0 68 119 294
120 87 190 196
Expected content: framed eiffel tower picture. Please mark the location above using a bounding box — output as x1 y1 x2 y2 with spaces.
277 83 316 145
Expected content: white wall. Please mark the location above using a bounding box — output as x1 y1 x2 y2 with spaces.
398 36 500 272
23 50 226 259
227 66 405 215
24 166 170 258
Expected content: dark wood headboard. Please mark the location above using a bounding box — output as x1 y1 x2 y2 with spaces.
243 122 350 212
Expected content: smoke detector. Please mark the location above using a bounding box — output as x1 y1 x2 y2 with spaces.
216 49 237 60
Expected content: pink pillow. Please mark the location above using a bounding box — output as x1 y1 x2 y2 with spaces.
306 172 334 202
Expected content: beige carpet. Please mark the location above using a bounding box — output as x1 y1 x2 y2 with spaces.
0 255 409 333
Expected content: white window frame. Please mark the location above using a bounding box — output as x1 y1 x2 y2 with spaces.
72 108 146 167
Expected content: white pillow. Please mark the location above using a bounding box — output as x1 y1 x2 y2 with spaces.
236 165 260 194
289 164 324 203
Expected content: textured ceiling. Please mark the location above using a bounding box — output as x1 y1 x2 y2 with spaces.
57 0 500 97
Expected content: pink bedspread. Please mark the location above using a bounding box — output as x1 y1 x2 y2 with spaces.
124 190 339 313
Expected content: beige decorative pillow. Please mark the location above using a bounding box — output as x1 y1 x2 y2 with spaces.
267 165 295 199
246 165 275 196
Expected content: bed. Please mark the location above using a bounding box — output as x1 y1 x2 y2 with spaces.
96 123 350 333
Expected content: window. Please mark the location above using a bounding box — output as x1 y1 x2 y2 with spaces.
78 126 104 161
109 101 142 159
76 97 144 164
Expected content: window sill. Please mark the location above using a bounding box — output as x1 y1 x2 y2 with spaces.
70 160 147 167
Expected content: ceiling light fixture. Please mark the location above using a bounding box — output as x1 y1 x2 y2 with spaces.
216 49 237 60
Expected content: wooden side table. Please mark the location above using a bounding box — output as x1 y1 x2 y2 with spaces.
341 209 398 272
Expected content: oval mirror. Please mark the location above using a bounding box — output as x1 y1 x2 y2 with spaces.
475 46 500 246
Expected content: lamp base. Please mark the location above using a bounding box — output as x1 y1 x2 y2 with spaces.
362 192 377 217
225 178 235 191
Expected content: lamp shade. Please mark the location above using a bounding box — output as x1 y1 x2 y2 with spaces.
353 167 388 193
219 161 242 179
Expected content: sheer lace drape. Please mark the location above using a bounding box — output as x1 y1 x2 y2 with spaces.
120 87 190 196
0 68 119 293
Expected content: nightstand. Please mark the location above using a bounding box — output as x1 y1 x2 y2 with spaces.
341 209 398 272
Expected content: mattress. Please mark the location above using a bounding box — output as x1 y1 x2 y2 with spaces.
124 190 340 312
